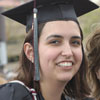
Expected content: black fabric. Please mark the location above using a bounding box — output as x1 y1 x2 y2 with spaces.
0 83 33 100
0 83 93 100
83 97 94 100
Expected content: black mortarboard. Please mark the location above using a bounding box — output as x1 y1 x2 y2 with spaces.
2 0 99 32
2 0 99 81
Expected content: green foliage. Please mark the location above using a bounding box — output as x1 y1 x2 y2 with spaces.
79 8 100 38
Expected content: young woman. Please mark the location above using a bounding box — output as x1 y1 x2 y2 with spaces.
86 28 100 100
16 21 87 100
0 0 98 100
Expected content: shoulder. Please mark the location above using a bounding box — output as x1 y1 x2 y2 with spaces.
0 81 33 100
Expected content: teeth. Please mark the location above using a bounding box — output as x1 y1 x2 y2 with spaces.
58 62 72 67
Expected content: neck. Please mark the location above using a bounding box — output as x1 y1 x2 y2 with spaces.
40 79 67 100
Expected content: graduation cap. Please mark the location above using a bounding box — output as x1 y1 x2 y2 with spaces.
2 0 99 32
2 0 99 81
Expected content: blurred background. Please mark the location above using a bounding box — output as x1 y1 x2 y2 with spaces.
0 0 100 83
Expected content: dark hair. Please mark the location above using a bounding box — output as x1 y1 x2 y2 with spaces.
15 23 45 89
15 21 90 100
86 28 100 100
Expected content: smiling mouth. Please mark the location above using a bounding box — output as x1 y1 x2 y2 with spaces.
57 62 73 67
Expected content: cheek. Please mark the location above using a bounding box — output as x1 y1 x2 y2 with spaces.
73 48 82 75
39 45 59 68
39 46 60 78
74 48 83 64
39 45 59 61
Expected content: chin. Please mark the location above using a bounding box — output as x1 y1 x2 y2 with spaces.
57 75 73 83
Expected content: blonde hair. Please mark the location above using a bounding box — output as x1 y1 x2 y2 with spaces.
86 28 100 100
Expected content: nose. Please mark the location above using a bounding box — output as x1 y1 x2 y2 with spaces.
61 43 73 58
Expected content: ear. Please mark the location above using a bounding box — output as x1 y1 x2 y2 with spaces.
24 42 34 63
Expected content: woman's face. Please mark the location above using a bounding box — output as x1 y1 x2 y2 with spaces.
39 21 82 83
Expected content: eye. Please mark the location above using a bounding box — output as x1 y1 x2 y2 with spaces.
48 39 62 45
50 40 59 44
71 40 81 46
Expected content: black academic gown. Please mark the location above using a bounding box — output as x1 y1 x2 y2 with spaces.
0 82 33 100
0 82 67 100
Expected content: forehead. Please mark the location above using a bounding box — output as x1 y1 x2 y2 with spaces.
40 20 81 37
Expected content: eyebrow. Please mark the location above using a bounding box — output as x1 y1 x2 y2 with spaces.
46 35 63 40
72 36 82 40
46 35 82 40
